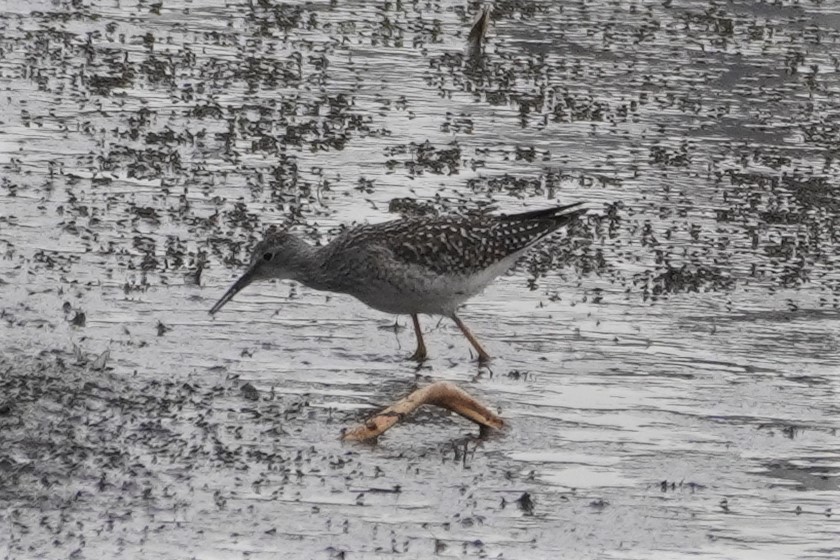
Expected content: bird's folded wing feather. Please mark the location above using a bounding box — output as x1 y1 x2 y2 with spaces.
382 217 564 275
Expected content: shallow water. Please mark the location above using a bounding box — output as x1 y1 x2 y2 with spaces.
1 0 839 558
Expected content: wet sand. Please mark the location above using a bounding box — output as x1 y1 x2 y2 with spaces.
1 0 838 558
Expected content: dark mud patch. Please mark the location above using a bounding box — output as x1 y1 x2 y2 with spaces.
2 0 840 558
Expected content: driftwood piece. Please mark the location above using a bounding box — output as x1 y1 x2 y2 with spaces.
341 381 504 442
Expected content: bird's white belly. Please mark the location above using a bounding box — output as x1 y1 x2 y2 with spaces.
351 253 522 316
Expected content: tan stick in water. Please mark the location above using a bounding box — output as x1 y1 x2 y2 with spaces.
341 381 504 442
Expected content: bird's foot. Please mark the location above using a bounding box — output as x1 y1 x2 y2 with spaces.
408 347 428 363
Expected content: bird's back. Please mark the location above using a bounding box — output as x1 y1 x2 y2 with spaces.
328 203 585 275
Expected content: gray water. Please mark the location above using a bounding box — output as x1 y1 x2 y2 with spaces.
1 0 838 558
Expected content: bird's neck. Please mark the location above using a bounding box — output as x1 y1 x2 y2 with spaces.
287 239 333 291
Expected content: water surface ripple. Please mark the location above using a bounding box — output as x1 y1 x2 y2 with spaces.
1 0 838 558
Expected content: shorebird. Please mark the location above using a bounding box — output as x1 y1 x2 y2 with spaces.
209 202 586 362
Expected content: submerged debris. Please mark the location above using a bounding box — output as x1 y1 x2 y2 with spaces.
516 492 535 516
467 5 493 57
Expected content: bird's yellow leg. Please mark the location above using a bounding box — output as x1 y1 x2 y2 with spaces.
409 313 428 362
452 315 492 363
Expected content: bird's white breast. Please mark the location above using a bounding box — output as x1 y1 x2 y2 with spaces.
350 250 524 316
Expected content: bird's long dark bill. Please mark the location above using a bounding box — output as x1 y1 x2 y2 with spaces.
209 266 257 315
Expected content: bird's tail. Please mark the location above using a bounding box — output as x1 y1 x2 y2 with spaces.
501 202 587 225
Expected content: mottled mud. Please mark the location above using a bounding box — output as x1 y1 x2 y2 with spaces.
1 0 838 558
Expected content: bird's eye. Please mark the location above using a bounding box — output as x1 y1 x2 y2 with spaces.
262 252 273 261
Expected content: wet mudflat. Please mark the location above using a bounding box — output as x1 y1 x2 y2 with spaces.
1 0 839 558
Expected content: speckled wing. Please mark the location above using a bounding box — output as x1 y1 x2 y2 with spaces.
382 203 586 275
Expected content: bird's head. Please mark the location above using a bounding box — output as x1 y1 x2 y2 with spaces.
209 228 307 315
